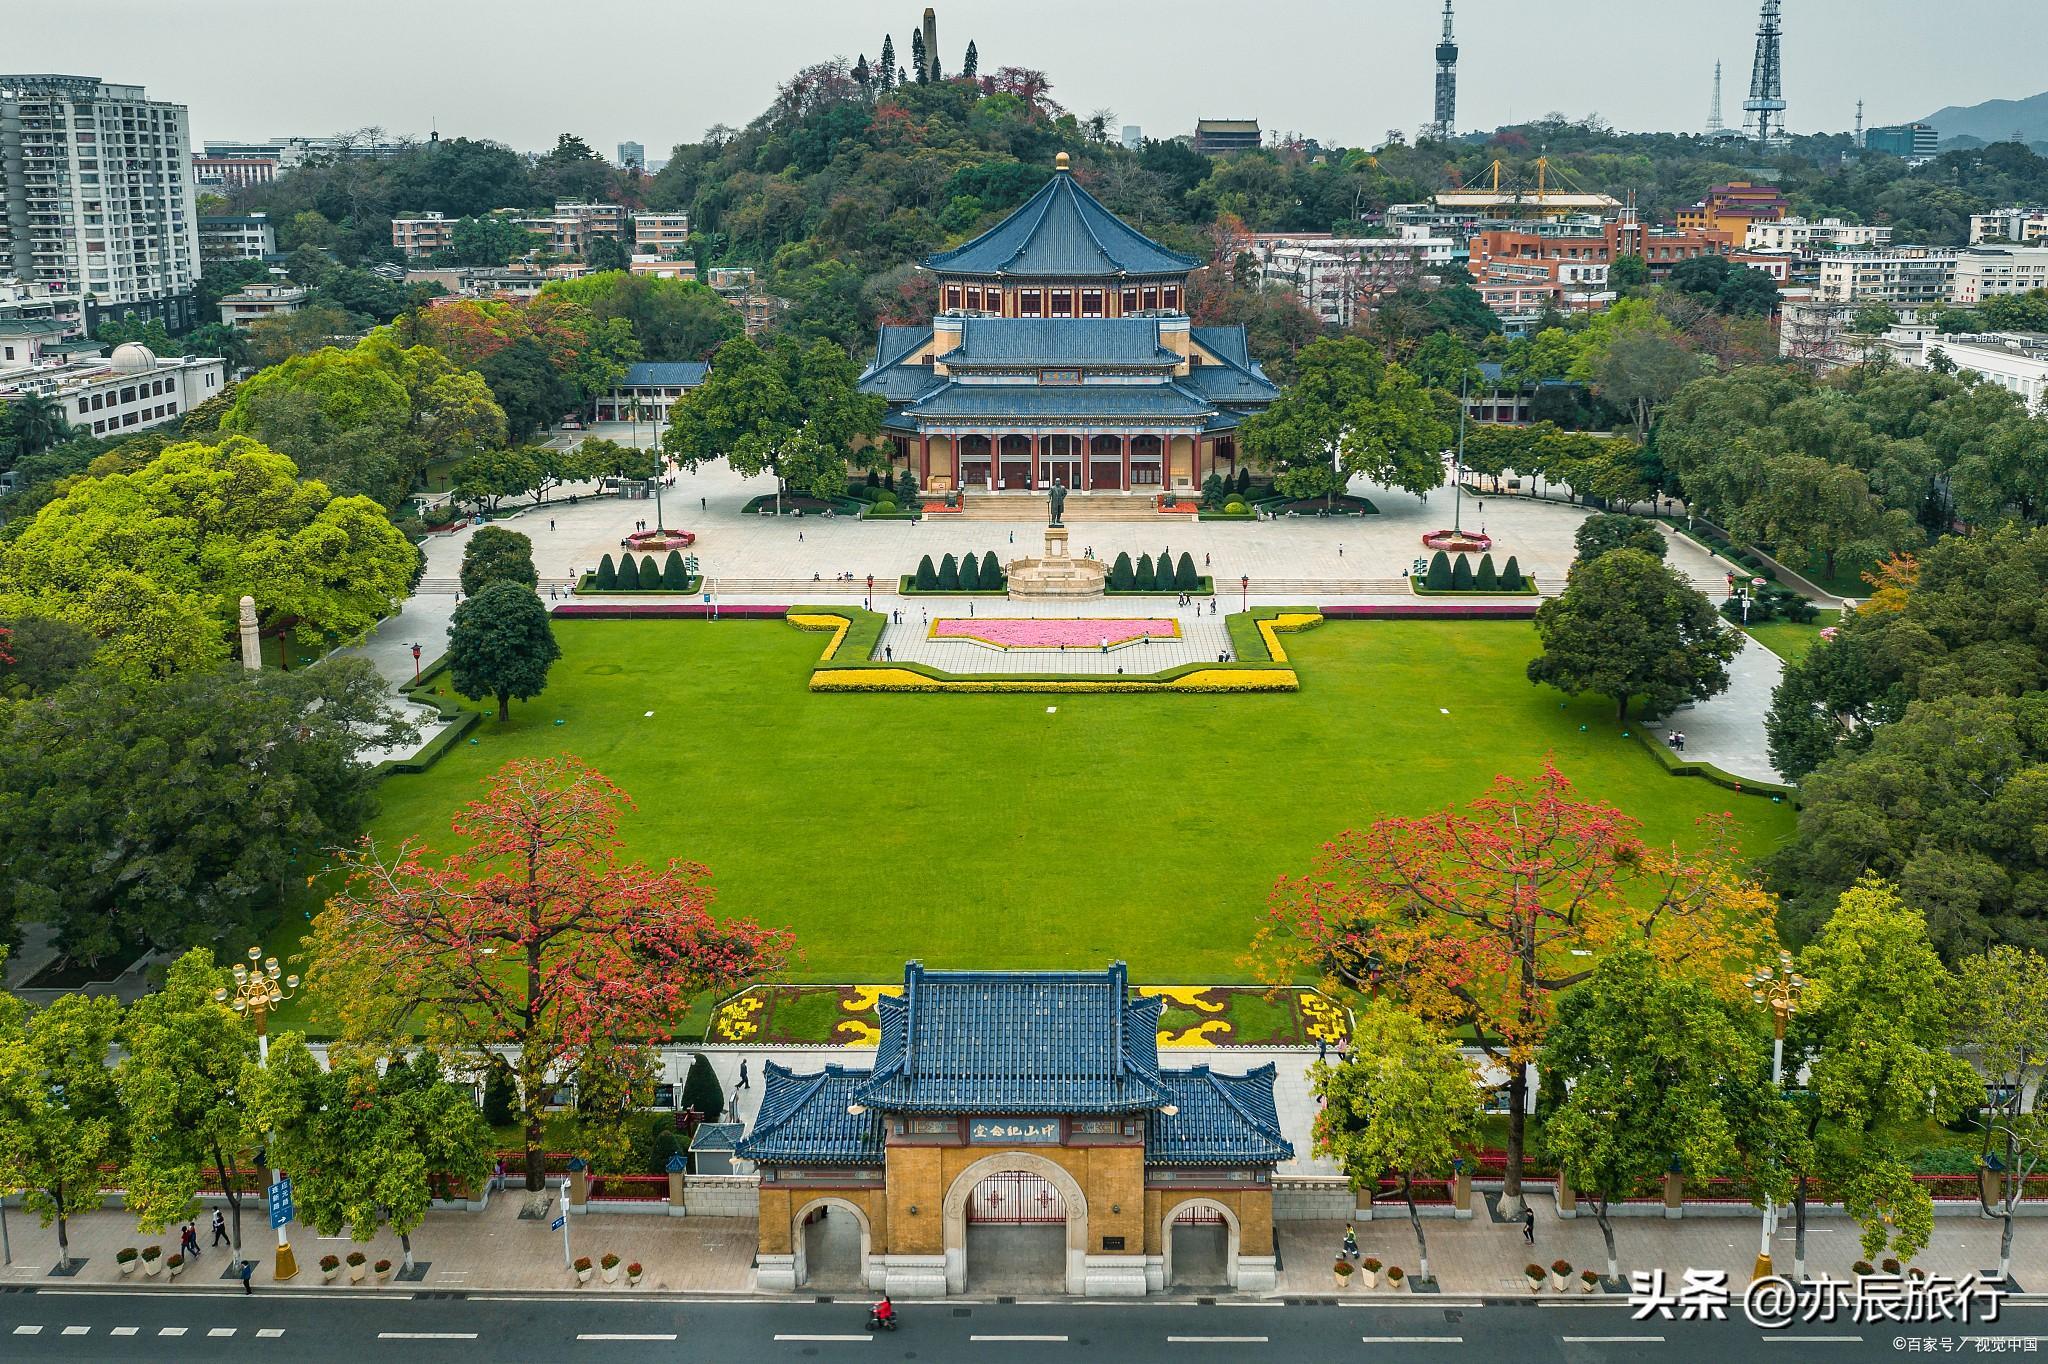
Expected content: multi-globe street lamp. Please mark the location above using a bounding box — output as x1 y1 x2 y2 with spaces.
1749 950 1805 1281
215 945 301 1280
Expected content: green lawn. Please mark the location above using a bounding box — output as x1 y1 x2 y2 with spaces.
1743 608 1842 665
272 618 1795 1003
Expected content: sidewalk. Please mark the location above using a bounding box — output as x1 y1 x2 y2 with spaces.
0 1196 755 1295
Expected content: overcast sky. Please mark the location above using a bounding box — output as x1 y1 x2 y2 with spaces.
12 0 2046 157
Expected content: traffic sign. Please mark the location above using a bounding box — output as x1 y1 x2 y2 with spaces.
550 1215 566 1231
268 1176 294 1229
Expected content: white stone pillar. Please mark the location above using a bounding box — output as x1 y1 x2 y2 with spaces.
238 595 262 671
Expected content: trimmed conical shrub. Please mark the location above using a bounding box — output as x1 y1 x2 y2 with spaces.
958 552 981 591
916 554 938 590
938 552 960 590
1157 549 1173 587
662 550 688 588
616 553 642 590
1175 551 1199 590
1110 552 1135 591
1475 553 1499 591
1425 550 1453 590
1135 553 1156 591
595 554 618 589
640 555 659 584
1501 556 1526 591
1451 553 1475 590
1235 466 1252 494
981 550 1003 589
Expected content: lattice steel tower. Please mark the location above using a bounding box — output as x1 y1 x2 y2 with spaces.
1706 62 1725 137
1431 1 1459 141
1743 0 1788 149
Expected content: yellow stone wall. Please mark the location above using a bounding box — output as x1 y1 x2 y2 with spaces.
1140 1186 1274 1256
759 1182 890 1254
884 1144 1148 1255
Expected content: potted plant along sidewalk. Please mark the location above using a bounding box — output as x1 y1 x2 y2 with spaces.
1525 1263 1545 1293
1580 1268 1601 1294
601 1252 621 1284
1550 1258 1573 1291
1386 1265 1406 1291
626 1261 643 1288
117 1247 138 1276
1333 1258 1354 1290
574 1255 594 1285
374 1258 393 1283
346 1251 367 1283
166 1252 185 1280
319 1254 341 1284
140 1245 162 1277
1360 1256 1381 1289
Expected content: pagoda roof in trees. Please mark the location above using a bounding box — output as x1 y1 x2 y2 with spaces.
925 166 1200 280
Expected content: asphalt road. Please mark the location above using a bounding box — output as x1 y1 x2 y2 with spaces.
2 1289 2043 1361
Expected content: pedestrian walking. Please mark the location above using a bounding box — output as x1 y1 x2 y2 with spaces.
1478 500 1485 515
1339 544 1344 557
737 1059 750 1091
701 497 707 511
1522 1208 1536 1245
1317 1037 1328 1062
884 646 893 661
211 1209 228 1247
799 531 804 542
549 519 556 531
240 1257 255 1294
1342 1225 1359 1261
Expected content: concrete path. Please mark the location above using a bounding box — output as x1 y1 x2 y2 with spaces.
1641 635 1788 786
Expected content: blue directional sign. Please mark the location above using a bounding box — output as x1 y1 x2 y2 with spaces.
550 1215 567 1231
267 1177 294 1229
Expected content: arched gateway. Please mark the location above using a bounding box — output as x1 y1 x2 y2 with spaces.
742 963 1291 1297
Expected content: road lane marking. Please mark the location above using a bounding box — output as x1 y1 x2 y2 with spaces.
577 1335 678 1342
1562 1337 1666 1343
772 1335 872 1342
1763 1339 1863 1345
62 1326 90 1336
1168 1337 1270 1343
159 1327 187 1336
12 1325 43 1335
972 1335 1068 1342
378 1332 479 1340
112 1327 139 1337
209 1327 236 1337
1362 1337 1464 1344
257 1328 285 1338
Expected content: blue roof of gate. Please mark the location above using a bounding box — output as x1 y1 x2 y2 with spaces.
853 962 1171 1114
926 169 1200 279
945 317 1180 367
622 361 708 387
1147 1064 1294 1165
733 1063 883 1166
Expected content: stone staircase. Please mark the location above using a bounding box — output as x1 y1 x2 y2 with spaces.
947 494 1178 524
1244 578 1415 595
952 495 1047 522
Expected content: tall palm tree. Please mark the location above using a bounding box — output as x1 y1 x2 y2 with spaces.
8 393 74 456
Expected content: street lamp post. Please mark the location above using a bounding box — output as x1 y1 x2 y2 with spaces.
215 946 302 1281
1452 377 1468 536
1749 951 1805 1282
410 643 422 682
1240 574 1249 612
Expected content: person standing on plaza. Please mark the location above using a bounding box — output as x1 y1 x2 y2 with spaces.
1523 1208 1536 1245
211 1208 228 1246
737 1059 750 1092
240 1257 255 1294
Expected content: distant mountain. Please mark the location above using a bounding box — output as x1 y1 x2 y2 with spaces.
1921 90 2048 146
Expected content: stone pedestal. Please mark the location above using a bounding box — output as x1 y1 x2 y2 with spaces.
1007 526 1108 600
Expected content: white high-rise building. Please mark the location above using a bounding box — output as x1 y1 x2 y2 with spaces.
0 74 202 331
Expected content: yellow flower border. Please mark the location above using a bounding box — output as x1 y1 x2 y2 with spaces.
788 612 852 661
1256 613 1324 665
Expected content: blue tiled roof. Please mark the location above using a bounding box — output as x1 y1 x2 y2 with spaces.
945 317 1181 367
734 1063 884 1166
860 361 946 404
622 361 708 387
874 326 931 371
853 962 1171 1114
1181 362 1281 405
1147 1064 1294 1166
1190 326 1252 370
927 170 1200 279
689 1121 745 1152
902 381 1219 424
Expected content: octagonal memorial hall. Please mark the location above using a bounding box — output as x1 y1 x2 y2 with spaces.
738 962 1291 1297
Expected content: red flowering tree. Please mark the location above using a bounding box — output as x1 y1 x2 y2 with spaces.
1247 762 1775 1216
308 755 795 1187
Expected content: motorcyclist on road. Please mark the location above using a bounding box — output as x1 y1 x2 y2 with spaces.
871 1294 895 1326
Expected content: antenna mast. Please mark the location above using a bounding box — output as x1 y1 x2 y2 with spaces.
1431 1 1459 141
1742 0 1788 151
1706 62 1725 136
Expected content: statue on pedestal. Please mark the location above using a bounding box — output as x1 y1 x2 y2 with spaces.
1048 480 1066 527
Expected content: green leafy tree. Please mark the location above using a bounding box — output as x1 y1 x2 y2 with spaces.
0 659 410 962
1774 880 1979 1276
1540 951 1763 1279
1608 254 1650 290
447 582 561 721
571 1039 659 1174
459 526 538 598
250 1039 494 1271
1527 548 1739 720
980 550 1003 590
116 950 263 1262
639 555 658 584
0 986 125 1271
1728 454 1909 581
1573 513 1667 563
5 393 74 456
1312 1002 1478 1283
452 445 545 514
1241 337 1453 506
1955 946 2048 1282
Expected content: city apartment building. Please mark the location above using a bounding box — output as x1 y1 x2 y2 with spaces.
1950 245 2048 305
1247 229 1454 327
1193 119 1260 155
629 256 693 280
217 278 307 327
1816 247 1960 307
1676 181 1790 245
0 341 224 437
1865 123 1939 162
1745 217 1892 254
392 211 453 258
617 141 645 172
634 211 691 258
1971 209 2048 245
0 276 84 338
198 212 276 261
191 155 277 190
1913 332 2048 413
0 74 203 331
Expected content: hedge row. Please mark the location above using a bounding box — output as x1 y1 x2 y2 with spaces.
575 572 703 596
373 655 481 776
550 603 789 619
1629 730 1798 802
911 551 1008 593
1321 603 1540 620
591 550 696 591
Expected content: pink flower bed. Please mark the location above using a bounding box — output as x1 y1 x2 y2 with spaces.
933 618 1179 649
